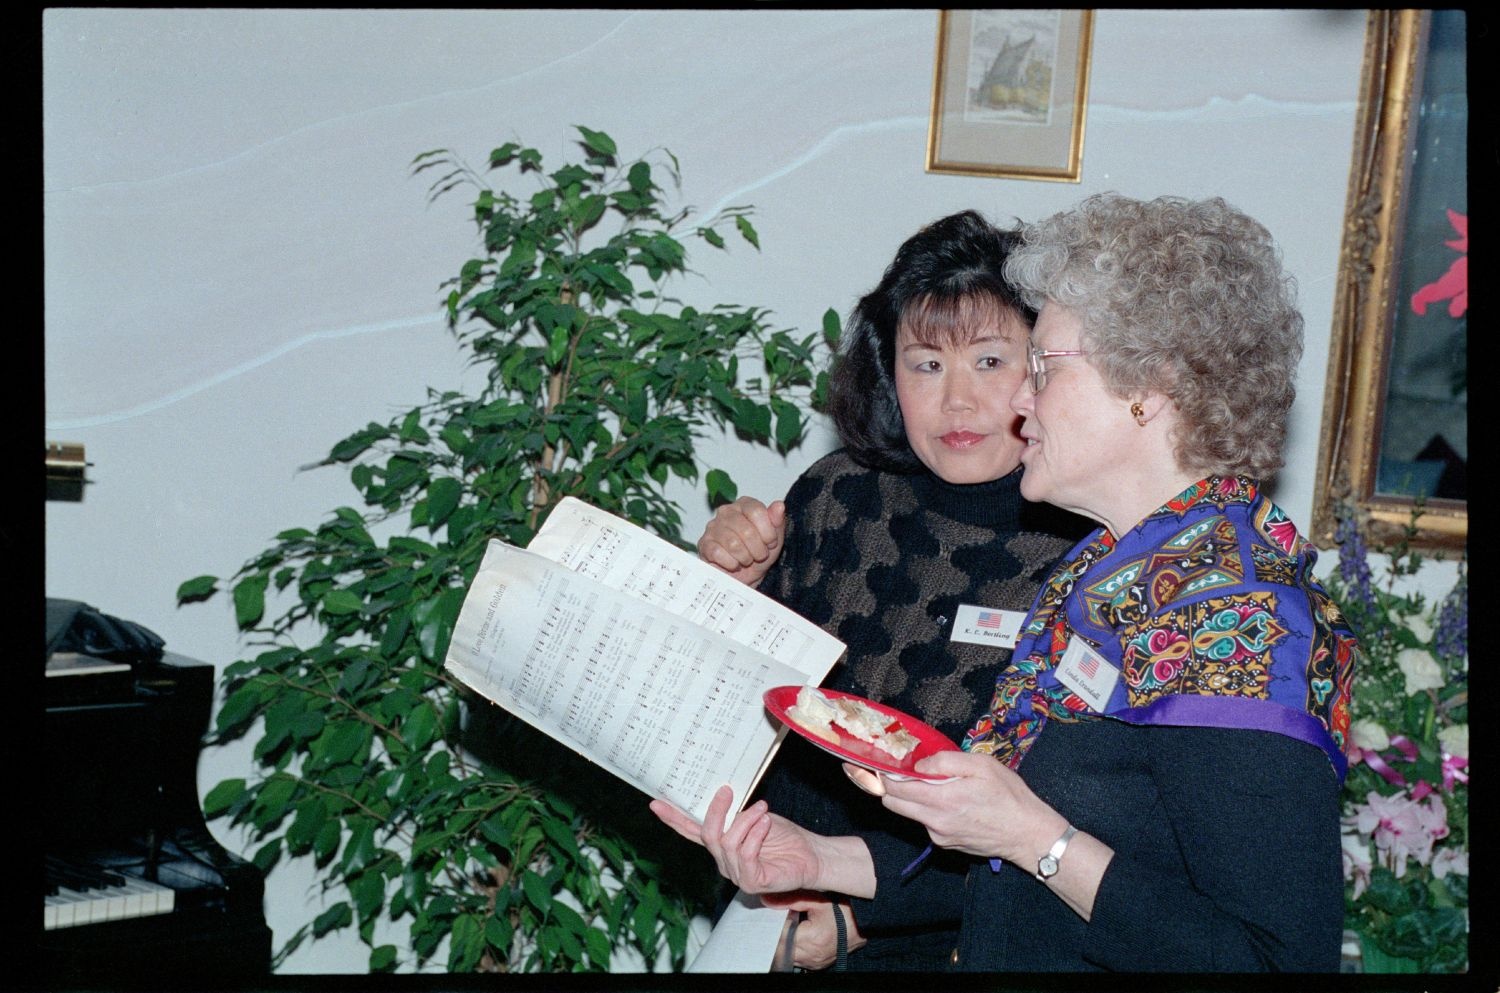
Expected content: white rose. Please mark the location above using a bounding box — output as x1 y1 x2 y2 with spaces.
1396 647 1445 695
1405 613 1435 645
1351 719 1391 752
1439 723 1468 759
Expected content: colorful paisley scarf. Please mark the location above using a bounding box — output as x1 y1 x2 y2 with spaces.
963 476 1357 782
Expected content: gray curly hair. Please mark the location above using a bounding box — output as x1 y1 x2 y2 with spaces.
1005 193 1303 478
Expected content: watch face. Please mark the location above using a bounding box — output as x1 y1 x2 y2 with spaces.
1038 856 1058 878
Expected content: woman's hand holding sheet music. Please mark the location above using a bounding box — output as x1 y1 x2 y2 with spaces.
650 785 877 899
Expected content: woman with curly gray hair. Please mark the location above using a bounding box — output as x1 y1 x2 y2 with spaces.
1004 193 1305 490
654 194 1361 972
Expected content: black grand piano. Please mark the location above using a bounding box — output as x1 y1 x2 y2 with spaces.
42 600 272 986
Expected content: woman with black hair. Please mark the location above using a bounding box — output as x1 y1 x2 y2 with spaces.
664 195 1353 974
694 211 1085 970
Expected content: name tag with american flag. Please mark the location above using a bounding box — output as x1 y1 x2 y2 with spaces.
950 604 1026 648
1055 636 1119 711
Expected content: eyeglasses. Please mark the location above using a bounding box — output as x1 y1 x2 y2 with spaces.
1027 347 1086 393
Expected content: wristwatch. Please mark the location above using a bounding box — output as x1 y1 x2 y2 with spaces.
1035 824 1078 882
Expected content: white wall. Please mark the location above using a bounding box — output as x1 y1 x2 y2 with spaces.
45 8 1457 974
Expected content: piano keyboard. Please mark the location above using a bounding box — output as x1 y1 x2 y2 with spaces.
45 856 176 930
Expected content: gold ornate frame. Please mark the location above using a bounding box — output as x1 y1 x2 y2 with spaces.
1310 10 1466 555
926 9 1093 182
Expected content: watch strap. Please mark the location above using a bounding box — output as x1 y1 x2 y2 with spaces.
1035 824 1078 881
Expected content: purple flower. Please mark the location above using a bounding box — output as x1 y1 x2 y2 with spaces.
1335 514 1375 610
1434 577 1468 666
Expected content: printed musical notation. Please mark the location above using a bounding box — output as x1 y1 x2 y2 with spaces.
529 498 843 676
445 499 845 825
511 578 594 717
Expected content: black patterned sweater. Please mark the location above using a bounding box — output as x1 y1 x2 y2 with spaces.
750 450 1084 970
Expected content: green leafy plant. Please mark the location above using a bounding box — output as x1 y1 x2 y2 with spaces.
1326 504 1468 973
178 126 835 972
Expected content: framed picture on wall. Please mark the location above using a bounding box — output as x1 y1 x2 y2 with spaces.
926 9 1094 182
1312 9 1467 554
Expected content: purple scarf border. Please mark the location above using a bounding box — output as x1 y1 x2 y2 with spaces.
1111 694 1349 783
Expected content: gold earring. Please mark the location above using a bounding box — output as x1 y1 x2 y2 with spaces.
1130 402 1147 427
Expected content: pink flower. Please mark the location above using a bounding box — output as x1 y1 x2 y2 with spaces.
1341 829 1373 898
1432 846 1469 879
1350 790 1450 876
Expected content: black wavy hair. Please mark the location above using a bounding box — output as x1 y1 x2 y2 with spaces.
828 210 1033 472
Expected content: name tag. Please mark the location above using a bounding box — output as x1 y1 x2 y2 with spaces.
1054 636 1120 712
950 605 1026 649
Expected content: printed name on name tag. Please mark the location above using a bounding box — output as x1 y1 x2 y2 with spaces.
1054 636 1120 712
950 604 1027 649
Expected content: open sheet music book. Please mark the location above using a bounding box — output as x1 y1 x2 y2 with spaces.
444 497 845 824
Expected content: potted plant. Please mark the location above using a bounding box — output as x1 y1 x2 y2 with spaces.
178 126 834 972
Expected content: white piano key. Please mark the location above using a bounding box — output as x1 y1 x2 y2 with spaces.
44 874 177 929
101 885 130 922
117 877 149 919
144 877 175 916
75 886 101 926
51 886 85 928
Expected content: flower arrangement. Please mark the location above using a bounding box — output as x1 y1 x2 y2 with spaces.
1326 504 1468 973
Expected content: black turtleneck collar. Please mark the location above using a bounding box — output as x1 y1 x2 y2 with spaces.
904 464 1028 529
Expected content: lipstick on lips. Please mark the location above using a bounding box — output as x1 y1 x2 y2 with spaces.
941 430 985 448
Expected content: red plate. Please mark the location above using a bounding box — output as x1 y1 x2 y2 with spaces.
763 686 959 783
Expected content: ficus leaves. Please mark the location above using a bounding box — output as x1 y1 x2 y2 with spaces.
180 127 833 974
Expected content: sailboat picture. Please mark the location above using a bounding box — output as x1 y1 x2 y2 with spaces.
926 8 1092 181
963 9 1061 125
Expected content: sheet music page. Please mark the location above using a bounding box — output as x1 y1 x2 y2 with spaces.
529 497 845 680
445 538 825 824
686 889 793 973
